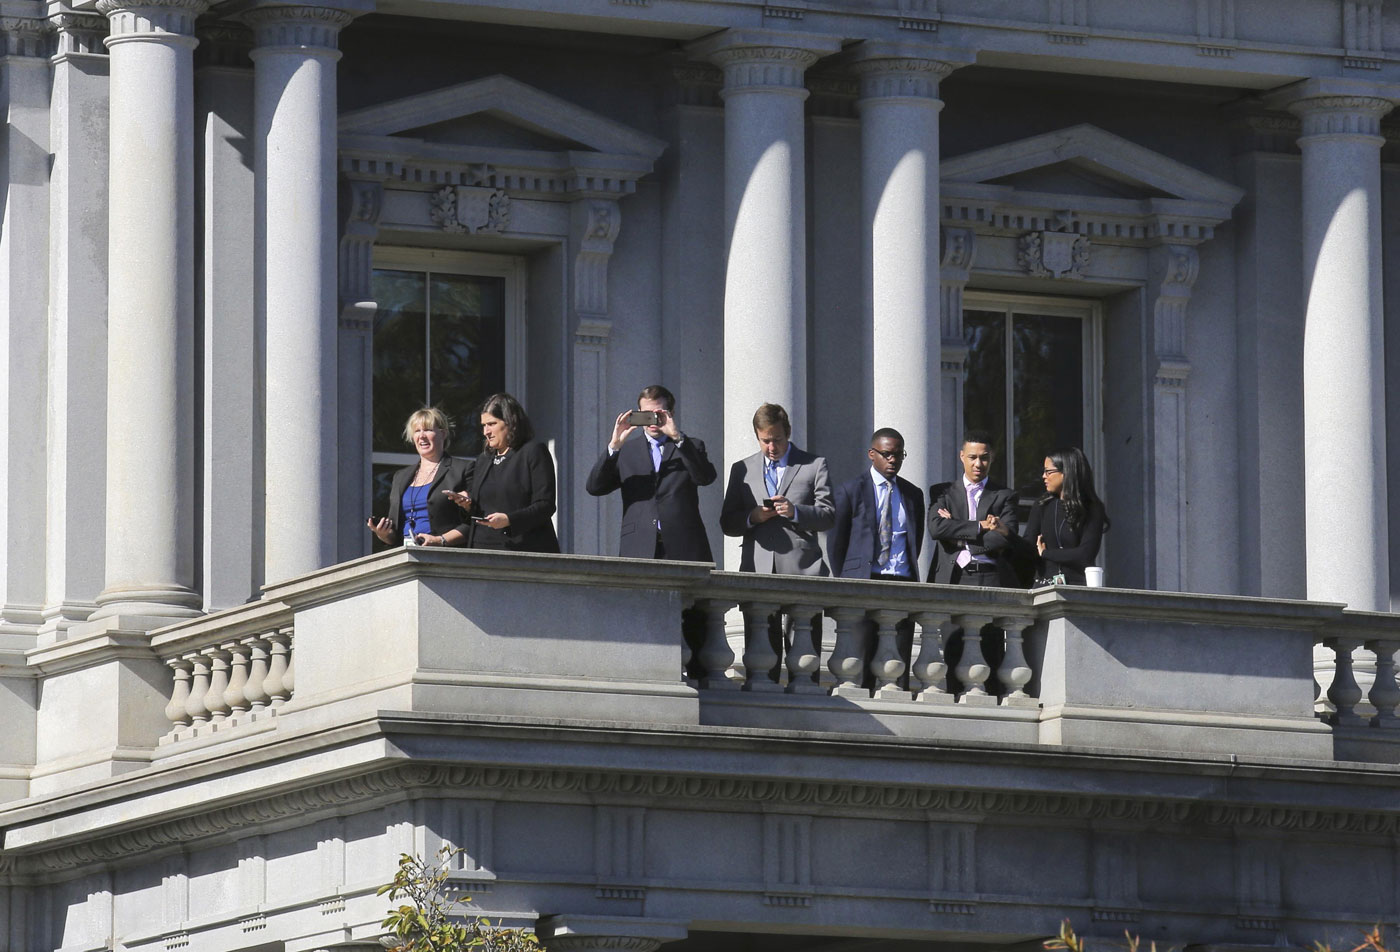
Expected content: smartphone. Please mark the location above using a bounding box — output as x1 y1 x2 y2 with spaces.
762 498 776 509
625 410 661 427
473 517 492 525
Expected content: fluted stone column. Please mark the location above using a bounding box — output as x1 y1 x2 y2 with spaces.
1270 78 1397 611
850 42 967 503
689 29 839 523
92 0 207 623
247 0 366 585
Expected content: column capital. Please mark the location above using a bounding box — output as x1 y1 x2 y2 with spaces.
98 0 207 43
241 0 368 50
49 10 107 59
1264 76 1399 140
843 40 973 102
687 28 840 95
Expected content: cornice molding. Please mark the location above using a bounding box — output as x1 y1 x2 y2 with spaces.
11 760 1400 879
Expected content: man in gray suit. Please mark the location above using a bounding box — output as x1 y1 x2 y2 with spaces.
720 403 835 575
720 403 835 685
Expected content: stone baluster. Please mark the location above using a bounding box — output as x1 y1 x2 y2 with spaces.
696 599 737 689
680 599 695 678
203 648 231 724
165 658 193 731
911 611 953 702
952 613 993 701
223 640 251 716
827 606 870 697
245 637 271 711
739 601 781 691
1366 637 1400 727
869 609 910 700
284 643 295 697
185 653 211 725
264 629 292 707
996 616 1034 703
1325 636 1365 726
784 604 824 694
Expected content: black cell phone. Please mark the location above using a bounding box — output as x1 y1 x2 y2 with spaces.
473 517 492 525
625 410 661 426
762 498 776 509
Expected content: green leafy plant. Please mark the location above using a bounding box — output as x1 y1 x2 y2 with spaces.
379 847 541 952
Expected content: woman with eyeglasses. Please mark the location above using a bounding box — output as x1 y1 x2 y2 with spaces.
1024 446 1109 585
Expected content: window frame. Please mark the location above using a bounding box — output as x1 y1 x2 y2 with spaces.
960 290 1105 492
369 246 527 470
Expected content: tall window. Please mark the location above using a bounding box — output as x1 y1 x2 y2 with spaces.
370 248 524 516
962 294 1101 495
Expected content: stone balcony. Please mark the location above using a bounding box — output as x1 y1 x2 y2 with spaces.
4 549 1400 951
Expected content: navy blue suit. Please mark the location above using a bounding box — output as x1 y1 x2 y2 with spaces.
828 471 926 581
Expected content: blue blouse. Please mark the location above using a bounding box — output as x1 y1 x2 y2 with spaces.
401 483 432 540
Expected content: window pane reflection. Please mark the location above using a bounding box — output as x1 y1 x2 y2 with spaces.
430 274 506 457
963 309 1008 486
371 269 427 455
1012 313 1083 494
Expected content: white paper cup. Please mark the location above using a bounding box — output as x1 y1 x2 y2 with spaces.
1084 566 1104 587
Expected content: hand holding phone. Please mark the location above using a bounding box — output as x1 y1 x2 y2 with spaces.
625 409 661 427
761 498 776 509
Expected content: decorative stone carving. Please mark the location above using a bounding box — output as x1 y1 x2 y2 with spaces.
899 0 938 31
1290 95 1393 138
1018 230 1090 279
430 185 511 235
704 43 827 95
762 813 812 904
98 0 208 40
50 12 107 57
242 4 353 48
0 15 50 57
851 55 955 101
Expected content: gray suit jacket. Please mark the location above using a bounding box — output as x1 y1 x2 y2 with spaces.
720 446 835 576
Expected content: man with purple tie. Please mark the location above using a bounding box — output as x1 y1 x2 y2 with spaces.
928 432 1020 587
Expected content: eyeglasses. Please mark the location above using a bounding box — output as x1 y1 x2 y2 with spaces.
1042 468 1062 475
872 449 907 460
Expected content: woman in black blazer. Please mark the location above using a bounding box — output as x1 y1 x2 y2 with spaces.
366 407 474 548
1021 446 1109 585
447 392 560 554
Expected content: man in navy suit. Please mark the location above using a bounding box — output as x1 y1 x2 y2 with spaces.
828 428 925 689
586 384 717 561
828 428 925 582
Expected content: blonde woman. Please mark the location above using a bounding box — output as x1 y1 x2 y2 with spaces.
366 407 473 547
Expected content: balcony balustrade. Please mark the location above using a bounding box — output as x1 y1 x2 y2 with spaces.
128 547 1400 767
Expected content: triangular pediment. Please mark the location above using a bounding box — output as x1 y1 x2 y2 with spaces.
943 124 1243 207
338 74 667 161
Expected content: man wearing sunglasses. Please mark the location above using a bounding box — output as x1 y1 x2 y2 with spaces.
827 428 925 582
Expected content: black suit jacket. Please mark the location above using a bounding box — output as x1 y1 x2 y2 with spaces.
385 456 474 545
585 433 717 561
1019 496 1107 585
828 472 925 580
465 441 560 553
928 478 1021 586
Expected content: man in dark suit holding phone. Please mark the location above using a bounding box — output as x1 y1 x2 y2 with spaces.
586 385 717 562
